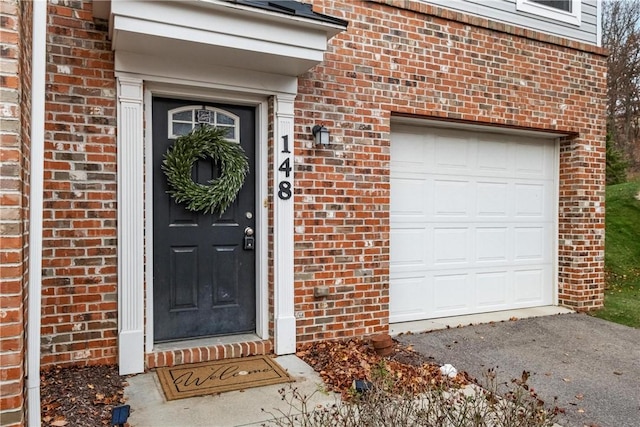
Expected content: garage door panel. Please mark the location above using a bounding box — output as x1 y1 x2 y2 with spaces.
392 131 428 166
391 177 428 217
475 227 508 262
433 273 472 315
514 227 546 261
476 271 509 308
391 228 428 268
435 133 470 169
433 227 469 265
515 142 549 176
391 125 556 321
513 268 546 303
477 181 509 216
389 274 431 322
477 139 509 172
515 183 548 217
434 179 470 216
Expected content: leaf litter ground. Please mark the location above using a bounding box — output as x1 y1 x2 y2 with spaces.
296 337 472 396
40 337 470 425
41 365 128 426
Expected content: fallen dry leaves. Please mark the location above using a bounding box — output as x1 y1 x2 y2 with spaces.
296 337 471 396
41 365 127 427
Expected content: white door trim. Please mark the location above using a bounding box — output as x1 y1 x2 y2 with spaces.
116 76 145 375
273 94 296 355
116 72 297 374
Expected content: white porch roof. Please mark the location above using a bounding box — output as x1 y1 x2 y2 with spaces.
94 0 347 76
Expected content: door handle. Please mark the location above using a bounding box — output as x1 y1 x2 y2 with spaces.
243 227 255 250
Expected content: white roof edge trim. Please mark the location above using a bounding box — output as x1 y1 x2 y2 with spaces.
391 116 571 138
104 0 346 38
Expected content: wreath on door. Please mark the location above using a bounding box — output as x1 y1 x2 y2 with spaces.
161 126 249 215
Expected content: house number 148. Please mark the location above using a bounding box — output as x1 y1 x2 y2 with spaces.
278 135 292 200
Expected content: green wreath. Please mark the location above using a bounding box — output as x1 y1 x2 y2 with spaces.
161 126 249 215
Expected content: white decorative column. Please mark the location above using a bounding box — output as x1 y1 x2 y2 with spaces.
116 76 145 374
273 94 296 354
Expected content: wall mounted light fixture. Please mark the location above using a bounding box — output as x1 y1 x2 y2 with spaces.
312 124 330 146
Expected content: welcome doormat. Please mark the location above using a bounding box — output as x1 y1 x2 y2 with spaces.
156 355 293 400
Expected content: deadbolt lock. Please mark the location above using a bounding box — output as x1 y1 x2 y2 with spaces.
243 227 255 250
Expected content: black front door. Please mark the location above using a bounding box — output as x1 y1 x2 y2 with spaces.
152 97 256 342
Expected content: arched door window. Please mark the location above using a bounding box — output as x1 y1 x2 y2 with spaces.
167 106 240 141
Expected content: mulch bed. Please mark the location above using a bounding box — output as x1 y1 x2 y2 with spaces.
296 336 472 396
41 365 128 427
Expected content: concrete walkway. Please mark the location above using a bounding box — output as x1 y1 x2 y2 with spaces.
124 355 338 426
398 313 640 427
124 308 638 427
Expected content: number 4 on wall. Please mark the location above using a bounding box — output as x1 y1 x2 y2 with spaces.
278 158 291 177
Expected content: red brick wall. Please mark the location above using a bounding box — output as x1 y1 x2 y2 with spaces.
30 0 606 370
292 0 607 344
39 0 117 369
0 0 30 424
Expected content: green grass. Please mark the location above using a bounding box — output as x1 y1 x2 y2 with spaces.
591 179 640 328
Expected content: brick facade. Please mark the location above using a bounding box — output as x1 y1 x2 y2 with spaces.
0 0 31 425
39 0 117 368
292 0 606 344
2 0 606 406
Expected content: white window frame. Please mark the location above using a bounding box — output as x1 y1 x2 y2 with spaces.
516 0 581 26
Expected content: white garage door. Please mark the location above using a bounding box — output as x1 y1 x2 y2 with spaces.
390 125 557 323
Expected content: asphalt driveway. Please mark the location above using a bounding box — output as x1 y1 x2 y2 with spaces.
397 313 640 427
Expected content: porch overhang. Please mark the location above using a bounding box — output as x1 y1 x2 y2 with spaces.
94 0 347 76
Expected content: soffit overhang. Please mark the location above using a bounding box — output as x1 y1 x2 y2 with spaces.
94 1 347 76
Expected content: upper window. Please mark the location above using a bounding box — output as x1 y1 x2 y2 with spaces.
531 0 572 12
516 0 581 25
167 106 239 141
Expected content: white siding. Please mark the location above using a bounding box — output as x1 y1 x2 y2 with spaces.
421 0 599 46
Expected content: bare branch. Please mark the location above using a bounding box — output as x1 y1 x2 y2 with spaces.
603 0 640 170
